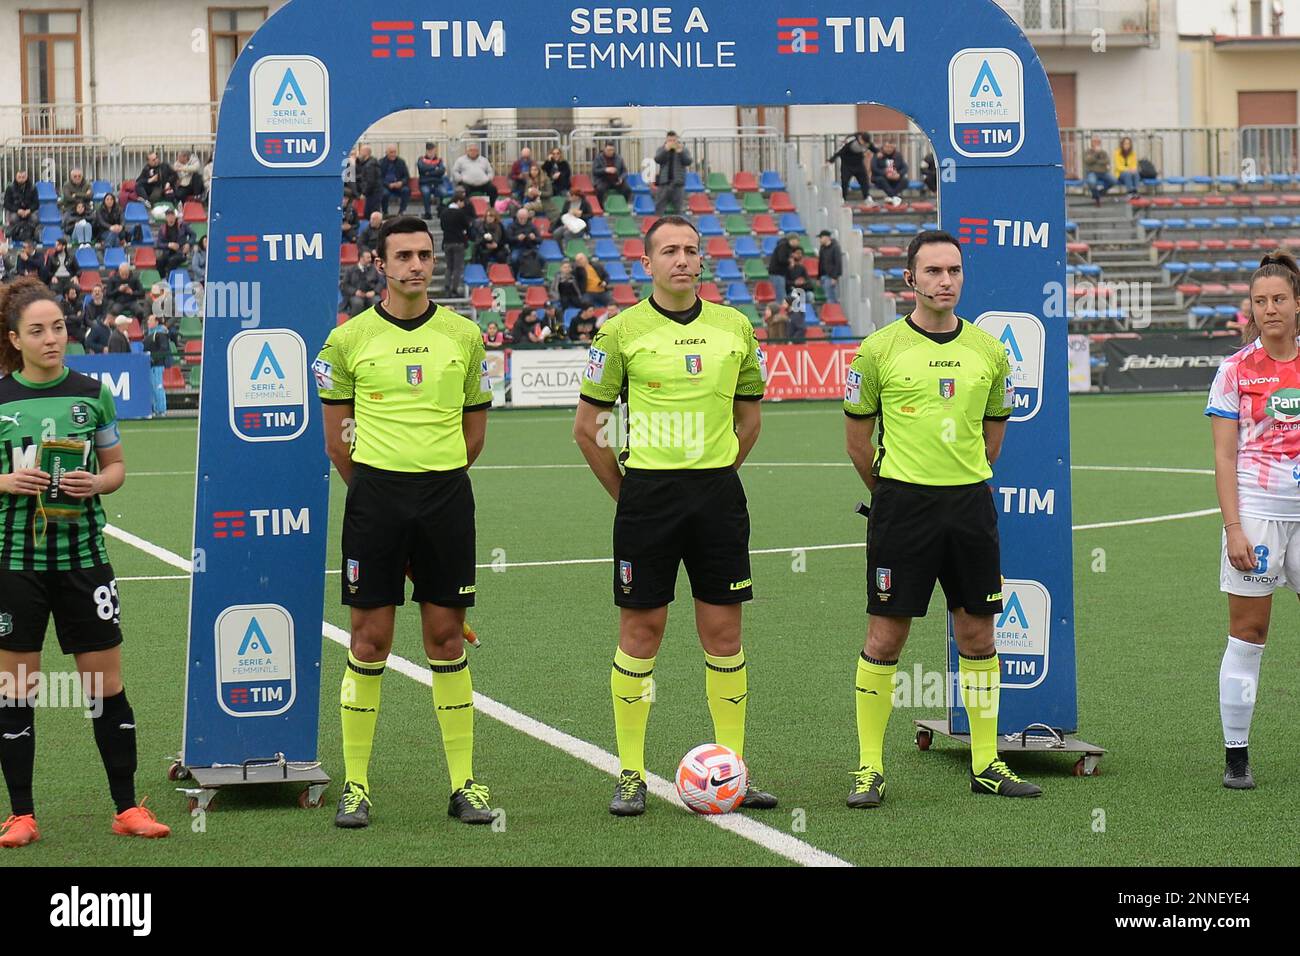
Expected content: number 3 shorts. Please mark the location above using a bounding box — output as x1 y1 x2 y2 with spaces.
1220 515 1300 596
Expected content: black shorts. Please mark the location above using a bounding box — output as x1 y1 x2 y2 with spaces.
866 479 1003 618
0 563 123 654
341 463 476 609
612 467 752 608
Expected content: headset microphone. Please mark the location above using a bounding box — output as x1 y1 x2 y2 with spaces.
906 274 942 303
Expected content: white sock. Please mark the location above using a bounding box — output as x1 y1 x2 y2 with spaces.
1219 636 1263 748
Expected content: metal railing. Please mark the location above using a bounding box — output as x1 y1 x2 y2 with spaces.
455 127 563 183
570 127 671 186
0 103 219 142
993 0 1159 43
682 126 784 182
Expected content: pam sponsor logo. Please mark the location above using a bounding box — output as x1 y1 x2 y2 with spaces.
1266 388 1300 423
50 886 151 936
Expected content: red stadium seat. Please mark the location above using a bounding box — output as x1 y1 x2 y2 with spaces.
1175 240 1202 252
732 171 759 193
1151 240 1176 253
821 303 848 326
688 193 714 215
1176 196 1202 207
898 290 916 304
1230 195 1254 207
126 318 143 342
622 239 645 259
162 366 185 390
571 174 594 195
1201 283 1229 295
706 237 733 259
339 243 359 266
1152 197 1177 208
523 286 548 308
1066 241 1091 256
1129 197 1152 209
612 284 638 306
487 263 515 286
911 202 936 214
753 281 776 305
751 214 778 236
470 195 489 217
803 257 819 278
78 271 101 293
805 326 826 339
1202 239 1227 251
183 340 203 365
1259 238 1281 250
754 326 768 340
1175 284 1203 296
534 217 551 238
1257 195 1281 206
1204 196 1228 207
133 247 156 269
353 197 366 217
492 175 510 196
876 246 905 258
698 282 723 303
182 201 206 223
1283 195 1300 205
640 216 657 235
769 192 795 213
408 176 420 198
337 311 349 326
1228 239 1255 250
1228 283 1251 294
469 288 495 311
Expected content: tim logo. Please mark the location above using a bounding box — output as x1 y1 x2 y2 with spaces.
949 48 1024 158
958 218 1049 249
992 579 1050 689
215 605 296 717
777 17 819 54
212 508 309 538
371 20 418 58
225 233 323 264
228 329 309 442
249 56 330 169
976 313 1044 423
373 20 505 58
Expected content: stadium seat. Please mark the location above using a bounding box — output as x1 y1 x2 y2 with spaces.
627 174 650 195
804 257 820 278
162 366 186 390
124 202 149 225
724 215 749 236
821 303 848 326
588 216 612 238
769 192 795 214
179 314 203 338
92 180 112 202
491 175 510 197
605 262 629 283
759 171 785 192
339 243 359 266
633 194 656 216
742 192 768 214
622 239 645 259
133 246 157 269
743 259 769 281
697 215 723 236
463 264 489 287
77 271 100 293
488 263 515 285
187 365 203 388
572 174 594 195
539 239 564 262
706 237 734 259
736 304 761 327
524 286 548 309
612 284 638 306
726 282 752 305
732 172 759 193
706 172 730 193
715 193 742 215
565 238 590 259
183 340 203 365
36 180 57 203
753 281 776 305
698 282 723 303
138 269 161 289
733 236 761 259
38 202 61 225
40 225 63 246
103 247 127 270
613 216 640 238
469 195 489 217
751 214 778 236
594 238 620 261
470 287 495 311
639 215 657 235
631 261 651 283
74 246 100 270
716 259 743 281
685 172 705 193
182 201 206 223
688 193 714 215
603 194 630 216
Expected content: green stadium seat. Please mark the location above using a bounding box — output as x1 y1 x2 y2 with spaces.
187 365 202 388
499 286 523 309
706 172 731 193
698 263 714 283
743 259 769 281
742 192 769 214
799 236 816 255
180 314 203 338
724 214 749 236
546 260 562 281
614 216 640 238
189 222 208 242
603 194 630 215
139 269 161 288
737 305 761 327
565 239 590 259
65 341 86 356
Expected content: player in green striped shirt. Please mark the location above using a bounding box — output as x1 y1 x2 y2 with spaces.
315 216 494 828
574 215 776 816
0 276 170 849
842 230 1041 807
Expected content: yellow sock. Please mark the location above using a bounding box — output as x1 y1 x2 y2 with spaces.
960 654 1001 772
611 648 655 777
704 649 747 758
340 651 385 791
430 653 475 790
855 652 896 771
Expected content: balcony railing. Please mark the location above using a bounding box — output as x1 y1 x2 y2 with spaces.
995 0 1159 46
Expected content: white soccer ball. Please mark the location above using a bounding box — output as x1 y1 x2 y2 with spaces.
675 743 748 815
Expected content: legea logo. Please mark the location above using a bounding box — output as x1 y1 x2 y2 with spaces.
1266 388 1300 423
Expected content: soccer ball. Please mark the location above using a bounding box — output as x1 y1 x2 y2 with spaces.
675 743 748 815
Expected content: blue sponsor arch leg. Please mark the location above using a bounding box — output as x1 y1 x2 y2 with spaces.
182 0 1082 777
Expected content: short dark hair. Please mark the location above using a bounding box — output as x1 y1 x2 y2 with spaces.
644 215 700 255
377 215 433 259
906 230 962 273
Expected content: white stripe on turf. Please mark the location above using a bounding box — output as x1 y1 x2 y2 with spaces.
1072 508 1221 531
102 524 851 868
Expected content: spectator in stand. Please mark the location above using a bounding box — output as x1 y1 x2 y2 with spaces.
354 144 385 218
483 320 505 349
84 309 113 354
505 207 540 270
13 240 41 278
871 141 909 207
380 143 411 216
108 315 133 354
596 303 620 330
1084 136 1116 206
829 133 876 205
527 164 553 203
4 170 38 237
82 283 109 330
543 147 572 195
94 192 125 248
569 305 599 343
921 152 938 195
143 314 171 418
149 281 174 323
341 187 360 243
509 148 534 201
653 131 692 216
201 154 214 198
1114 136 1141 198
767 232 800 305
451 143 498 204
136 152 178 205
573 252 611 308
416 142 447 219
521 184 547 218
63 200 95 246
173 150 203 203
356 211 385 260
438 188 472 297
107 262 146 319
552 259 585 311
60 285 88 344
592 143 631 206
341 249 383 317
60 168 93 210
544 304 569 340
818 229 843 305
470 208 507 266
787 247 811 343
190 234 209 287
155 208 193 278
512 306 547 344
39 237 79 289
763 301 790 341
559 185 593 239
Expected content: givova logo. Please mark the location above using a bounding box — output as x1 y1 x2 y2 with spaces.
227 329 309 442
993 579 1050 689
1266 388 1300 423
975 312 1044 422
949 48 1024 158
249 56 330 169
215 604 297 717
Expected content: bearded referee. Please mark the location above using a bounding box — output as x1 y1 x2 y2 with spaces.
842 230 1041 807
574 215 777 816
314 216 494 827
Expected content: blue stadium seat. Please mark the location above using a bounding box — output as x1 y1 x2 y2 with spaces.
1138 218 1163 231
124 202 149 225
1192 176 1213 188
830 325 855 340
1241 216 1266 229
1188 218 1214 229
36 181 57 202
594 238 620 261
1190 306 1215 321
726 282 752 304
74 246 100 269
1240 260 1259 272
759 171 785 192
1163 218 1188 230
1164 176 1189 187
1065 264 1078 276
631 261 651 283
40 225 63 246
627 174 650 195
1269 216 1293 228
1188 261 1215 274
517 274 544 287
1065 220 1079 234
539 239 564 262
135 224 153 245
894 223 920 236
920 221 940 231
38 202 60 224
1215 176 1239 188
1164 262 1191 276
605 262 629 282
804 304 821 325
463 264 489 287
685 172 705 193
734 236 761 259
761 236 779 256
633 194 655 216
778 213 805 234
1269 174 1292 186
1065 178 1084 189
888 267 906 279
1215 305 1240 318
103 247 127 269
588 216 612 238
1215 260 1240 272
869 223 893 235
1214 217 1240 229
715 193 741 215
1078 264 1103 277
697 215 723 236
715 259 743 281
92 180 113 202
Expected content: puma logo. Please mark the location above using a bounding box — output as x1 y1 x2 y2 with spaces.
0 413 20 428
2 727 32 740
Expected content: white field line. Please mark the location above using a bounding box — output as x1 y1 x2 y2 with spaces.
123 463 1218 477
102 525 850 868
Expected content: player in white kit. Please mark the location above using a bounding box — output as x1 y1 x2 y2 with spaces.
1206 251 1300 790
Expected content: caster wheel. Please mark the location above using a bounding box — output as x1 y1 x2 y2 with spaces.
187 797 199 813
916 730 932 751
1073 756 1101 777
299 788 324 809
167 761 190 782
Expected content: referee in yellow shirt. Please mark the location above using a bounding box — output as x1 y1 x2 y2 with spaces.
314 216 494 827
842 230 1041 807
574 215 777 816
